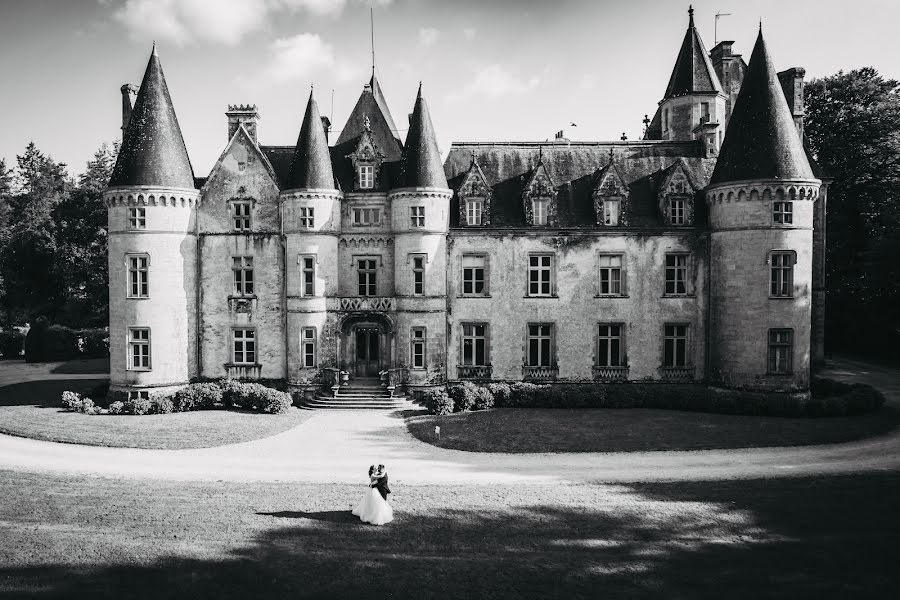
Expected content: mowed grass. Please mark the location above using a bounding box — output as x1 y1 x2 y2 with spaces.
0 377 313 449
0 469 897 599
406 407 900 453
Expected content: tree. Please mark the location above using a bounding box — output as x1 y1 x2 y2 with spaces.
805 68 900 354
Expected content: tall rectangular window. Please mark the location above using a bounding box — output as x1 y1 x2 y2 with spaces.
664 253 689 296
232 201 251 231
526 323 554 367
598 254 623 296
127 254 149 298
233 329 256 364
466 199 483 226
411 327 426 369
532 198 549 226
663 324 689 367
299 206 314 228
768 329 793 374
358 165 374 189
528 254 553 297
773 201 793 225
352 207 381 226
410 206 425 228
770 252 794 297
128 207 146 229
597 324 625 367
700 102 710 122
603 199 621 226
668 199 686 225
461 323 488 366
127 328 150 370
300 255 315 297
357 258 377 296
232 256 254 296
301 327 317 368
412 255 425 295
462 255 486 296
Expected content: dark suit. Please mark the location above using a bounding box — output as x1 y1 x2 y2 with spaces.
371 474 391 500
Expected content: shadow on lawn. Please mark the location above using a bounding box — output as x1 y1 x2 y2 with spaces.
2 473 898 599
0 378 107 408
50 358 110 375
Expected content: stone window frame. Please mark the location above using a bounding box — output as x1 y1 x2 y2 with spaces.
597 253 626 297
355 255 379 297
232 256 255 297
358 164 375 190
663 252 691 297
126 253 149 299
127 206 146 230
769 250 796 298
232 327 257 365
525 322 556 367
127 327 151 371
231 200 252 232
352 206 382 226
298 206 315 229
460 322 490 367
767 328 794 374
410 206 425 228
527 253 556 298
531 198 550 226
298 254 317 297
596 323 627 368
465 198 484 226
410 326 426 370
301 326 317 369
662 323 691 368
773 200 794 225
461 253 489 297
408 252 427 296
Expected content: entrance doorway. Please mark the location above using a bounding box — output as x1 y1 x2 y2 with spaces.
355 327 381 377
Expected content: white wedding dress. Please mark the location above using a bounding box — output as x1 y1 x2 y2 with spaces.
351 482 394 525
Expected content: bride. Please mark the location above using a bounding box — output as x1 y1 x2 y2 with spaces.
351 465 393 525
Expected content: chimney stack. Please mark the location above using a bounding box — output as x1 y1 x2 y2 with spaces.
226 104 260 143
777 68 806 139
120 84 138 136
320 116 331 143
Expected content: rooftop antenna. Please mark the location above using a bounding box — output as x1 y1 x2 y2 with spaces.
330 88 335 123
370 7 375 77
714 12 732 44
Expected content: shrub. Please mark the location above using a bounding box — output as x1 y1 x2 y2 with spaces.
108 401 126 415
77 329 110 358
173 383 223 412
25 320 79 362
472 386 495 410
507 382 547 408
24 317 49 362
449 381 480 412
220 379 245 409
124 395 152 416
259 389 292 414
149 394 174 414
218 380 291 414
61 390 83 411
424 389 454 416
0 330 25 359
486 382 513 407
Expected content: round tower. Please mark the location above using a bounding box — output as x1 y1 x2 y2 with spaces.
390 84 452 389
705 30 820 392
104 44 199 397
280 90 342 392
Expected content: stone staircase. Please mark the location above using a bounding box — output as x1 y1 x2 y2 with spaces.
303 380 416 410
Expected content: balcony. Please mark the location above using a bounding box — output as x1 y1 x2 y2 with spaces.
457 365 493 380
224 363 261 380
592 366 629 381
658 366 695 381
523 365 559 380
338 297 396 312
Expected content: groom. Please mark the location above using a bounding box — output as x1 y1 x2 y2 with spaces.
371 464 391 500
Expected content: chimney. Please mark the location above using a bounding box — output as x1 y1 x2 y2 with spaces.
320 116 331 144
778 68 806 139
120 84 137 136
226 104 260 143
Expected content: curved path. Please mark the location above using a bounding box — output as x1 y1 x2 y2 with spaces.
0 358 898 485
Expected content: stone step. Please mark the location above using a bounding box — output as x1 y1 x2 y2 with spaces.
304 398 414 410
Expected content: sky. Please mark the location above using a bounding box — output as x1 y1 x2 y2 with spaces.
1 0 899 178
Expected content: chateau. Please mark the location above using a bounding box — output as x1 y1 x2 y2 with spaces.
104 9 826 400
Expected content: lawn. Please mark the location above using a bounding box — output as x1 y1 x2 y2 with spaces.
0 377 313 449
0 469 897 598
406 407 900 453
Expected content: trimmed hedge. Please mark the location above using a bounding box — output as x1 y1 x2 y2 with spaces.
24 319 109 362
173 383 222 412
0 331 25 359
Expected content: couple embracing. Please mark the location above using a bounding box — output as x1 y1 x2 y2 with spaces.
351 464 393 525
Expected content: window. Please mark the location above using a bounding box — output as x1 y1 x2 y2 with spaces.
466 199 483 226
664 253 689 296
410 206 425 228
768 329 793 374
128 207 146 229
598 255 623 296
603 199 621 226
357 258 377 296
233 329 256 364
526 323 554 367
668 199 686 225
232 201 251 231
301 327 317 368
299 206 314 228
700 102 710 123
127 328 150 370
411 327 426 369
528 254 553 297
232 257 254 296
597 324 625 367
300 255 315 297
128 391 150 401
663 324 689 367
127 254 149 298
352 207 381 226
770 251 794 297
532 198 549 226
664 108 669 131
358 165 374 189
773 201 793 225
412 255 425 296
462 255 486 296
461 323 488 366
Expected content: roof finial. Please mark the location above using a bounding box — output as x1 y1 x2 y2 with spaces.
538 145 543 162
471 149 477 165
759 18 763 32
688 5 694 27
151 40 157 56
417 81 423 99
608 147 614 162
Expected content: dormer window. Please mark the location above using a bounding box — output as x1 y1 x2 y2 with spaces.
358 165 374 190
603 199 621 226
232 201 251 231
466 199 483 226
667 198 687 225
532 198 549 226
593 163 629 227
658 162 696 227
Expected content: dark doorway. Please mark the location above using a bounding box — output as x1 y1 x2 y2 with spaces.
355 327 381 377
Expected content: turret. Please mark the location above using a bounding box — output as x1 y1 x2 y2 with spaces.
705 29 821 393
104 43 200 398
659 6 727 156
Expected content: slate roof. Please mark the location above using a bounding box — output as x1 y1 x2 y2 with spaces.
710 31 815 185
109 45 195 189
284 91 337 191
663 8 723 99
444 142 716 228
400 84 447 189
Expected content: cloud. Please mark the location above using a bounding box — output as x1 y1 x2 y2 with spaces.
462 27 476 40
418 27 439 47
239 32 358 88
447 64 541 102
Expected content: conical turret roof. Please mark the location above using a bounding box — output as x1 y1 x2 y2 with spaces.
663 7 722 99
709 30 815 185
285 90 336 191
109 45 195 189
401 84 447 189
